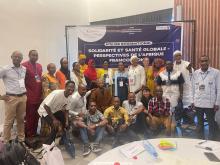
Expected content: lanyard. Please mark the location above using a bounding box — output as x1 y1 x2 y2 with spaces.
200 71 209 81
13 67 22 79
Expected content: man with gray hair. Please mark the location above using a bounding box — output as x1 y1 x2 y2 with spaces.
0 51 27 142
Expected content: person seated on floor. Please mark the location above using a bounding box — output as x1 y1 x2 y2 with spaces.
37 80 75 144
104 97 139 148
76 101 108 156
90 79 112 113
147 86 175 136
122 92 147 136
141 87 153 109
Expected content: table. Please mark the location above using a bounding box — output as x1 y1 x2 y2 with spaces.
89 138 220 165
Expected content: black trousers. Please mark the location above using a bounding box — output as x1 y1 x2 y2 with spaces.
43 111 66 144
195 107 216 140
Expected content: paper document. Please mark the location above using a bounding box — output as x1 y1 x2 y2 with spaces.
120 142 145 158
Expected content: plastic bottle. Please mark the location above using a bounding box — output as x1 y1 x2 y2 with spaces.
143 140 158 159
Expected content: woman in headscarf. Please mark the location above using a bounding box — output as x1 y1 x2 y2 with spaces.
55 57 70 89
70 62 87 92
84 59 98 89
78 53 88 74
42 63 59 98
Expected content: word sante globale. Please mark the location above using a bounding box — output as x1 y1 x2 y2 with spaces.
88 47 167 53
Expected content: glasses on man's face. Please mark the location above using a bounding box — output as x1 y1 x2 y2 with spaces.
90 105 96 107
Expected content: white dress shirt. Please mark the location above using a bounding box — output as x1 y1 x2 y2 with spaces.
192 67 220 108
67 91 91 116
174 60 193 108
0 65 26 94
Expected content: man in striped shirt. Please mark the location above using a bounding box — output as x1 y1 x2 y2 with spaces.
148 86 175 136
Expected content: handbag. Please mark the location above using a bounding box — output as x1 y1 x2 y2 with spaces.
41 142 65 165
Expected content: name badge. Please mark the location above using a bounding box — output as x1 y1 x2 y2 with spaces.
119 80 124 87
199 84 205 91
129 75 135 85
105 77 109 84
19 79 25 88
35 75 41 83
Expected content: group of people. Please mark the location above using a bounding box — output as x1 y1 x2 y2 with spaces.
0 49 219 156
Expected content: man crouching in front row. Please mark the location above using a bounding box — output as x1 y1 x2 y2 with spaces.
73 101 108 156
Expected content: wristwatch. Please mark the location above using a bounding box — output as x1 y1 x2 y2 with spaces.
95 123 99 127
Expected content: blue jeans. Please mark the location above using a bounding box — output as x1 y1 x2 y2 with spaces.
80 126 105 144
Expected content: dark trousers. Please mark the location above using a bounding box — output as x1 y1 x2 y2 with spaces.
195 107 216 140
25 102 41 137
44 111 66 144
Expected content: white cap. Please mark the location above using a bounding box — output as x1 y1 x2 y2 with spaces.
130 55 138 63
173 50 182 56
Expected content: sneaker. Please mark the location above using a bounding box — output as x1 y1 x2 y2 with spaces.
83 144 91 156
92 143 102 153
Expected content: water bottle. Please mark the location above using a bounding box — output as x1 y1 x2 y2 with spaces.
143 140 158 159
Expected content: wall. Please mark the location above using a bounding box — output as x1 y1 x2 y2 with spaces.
174 0 220 69
0 0 89 124
87 0 174 22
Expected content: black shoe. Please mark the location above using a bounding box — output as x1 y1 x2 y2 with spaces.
83 144 91 156
92 143 102 153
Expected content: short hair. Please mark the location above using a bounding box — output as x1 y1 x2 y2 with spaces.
200 55 209 60
65 80 75 87
88 101 96 106
28 50 37 56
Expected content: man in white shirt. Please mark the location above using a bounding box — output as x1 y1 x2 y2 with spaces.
38 80 75 144
0 51 27 142
67 83 90 117
192 55 220 140
122 92 146 136
173 50 194 124
128 55 146 101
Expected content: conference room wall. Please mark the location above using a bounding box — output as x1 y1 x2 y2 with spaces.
0 0 89 125
87 0 174 22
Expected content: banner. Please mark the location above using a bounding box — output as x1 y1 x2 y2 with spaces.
67 24 182 68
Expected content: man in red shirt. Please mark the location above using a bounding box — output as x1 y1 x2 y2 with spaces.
148 86 175 136
22 50 43 137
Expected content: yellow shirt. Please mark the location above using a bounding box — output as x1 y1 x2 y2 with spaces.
97 68 107 79
104 106 129 125
80 64 88 74
145 67 155 95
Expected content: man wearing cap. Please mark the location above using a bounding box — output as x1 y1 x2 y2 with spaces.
128 55 146 101
79 53 88 74
0 51 27 142
173 50 194 124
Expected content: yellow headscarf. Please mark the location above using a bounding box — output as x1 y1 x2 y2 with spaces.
79 54 86 60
